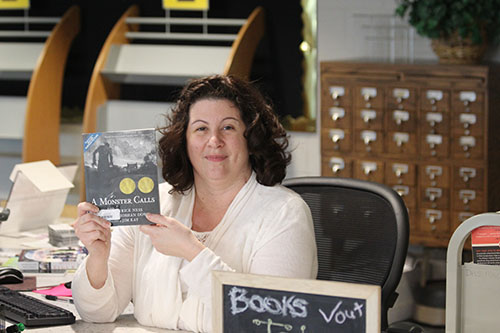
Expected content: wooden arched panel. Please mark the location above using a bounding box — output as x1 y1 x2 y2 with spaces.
22 5 80 165
223 6 265 80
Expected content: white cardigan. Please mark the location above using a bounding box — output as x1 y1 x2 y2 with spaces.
72 172 318 332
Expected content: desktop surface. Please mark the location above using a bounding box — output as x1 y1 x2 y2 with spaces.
2 278 192 333
0 208 194 332
20 312 191 333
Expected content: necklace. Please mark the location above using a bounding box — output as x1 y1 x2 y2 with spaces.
192 230 210 244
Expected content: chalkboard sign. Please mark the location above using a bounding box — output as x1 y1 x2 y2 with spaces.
212 271 381 333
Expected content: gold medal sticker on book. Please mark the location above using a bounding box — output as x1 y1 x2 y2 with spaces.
82 128 161 226
138 177 154 194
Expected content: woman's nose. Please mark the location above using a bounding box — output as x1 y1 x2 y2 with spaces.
208 133 223 147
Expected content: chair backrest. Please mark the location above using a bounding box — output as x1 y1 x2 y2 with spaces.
283 176 409 330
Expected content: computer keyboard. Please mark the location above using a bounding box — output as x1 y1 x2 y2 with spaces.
0 286 75 326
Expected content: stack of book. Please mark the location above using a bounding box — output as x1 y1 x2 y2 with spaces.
48 224 79 247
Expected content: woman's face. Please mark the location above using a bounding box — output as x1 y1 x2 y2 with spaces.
186 98 251 187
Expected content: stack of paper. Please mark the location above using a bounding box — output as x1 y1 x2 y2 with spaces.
48 224 79 247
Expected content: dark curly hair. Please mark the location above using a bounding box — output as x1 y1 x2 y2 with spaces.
158 75 291 194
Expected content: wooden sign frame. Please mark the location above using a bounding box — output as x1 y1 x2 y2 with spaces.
212 271 381 333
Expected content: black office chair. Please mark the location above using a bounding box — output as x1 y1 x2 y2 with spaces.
283 176 410 331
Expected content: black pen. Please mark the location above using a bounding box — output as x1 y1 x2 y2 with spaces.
44 295 74 304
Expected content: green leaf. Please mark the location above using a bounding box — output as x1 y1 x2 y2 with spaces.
393 0 500 45
395 4 408 17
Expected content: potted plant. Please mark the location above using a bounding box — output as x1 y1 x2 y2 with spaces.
395 0 500 64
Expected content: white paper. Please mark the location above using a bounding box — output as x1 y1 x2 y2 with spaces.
2 163 77 234
9 160 74 192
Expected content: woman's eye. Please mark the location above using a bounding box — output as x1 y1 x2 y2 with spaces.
195 126 207 132
223 125 234 131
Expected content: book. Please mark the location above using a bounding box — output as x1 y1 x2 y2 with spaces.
17 247 87 273
82 128 160 226
471 226 500 265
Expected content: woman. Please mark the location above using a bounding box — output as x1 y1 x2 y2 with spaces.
72 75 318 332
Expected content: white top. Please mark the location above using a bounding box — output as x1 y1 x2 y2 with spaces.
72 172 318 332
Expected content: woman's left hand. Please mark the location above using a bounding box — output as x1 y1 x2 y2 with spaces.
139 213 205 261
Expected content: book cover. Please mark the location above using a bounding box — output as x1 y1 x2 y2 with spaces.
83 128 160 226
471 226 500 265
17 247 87 273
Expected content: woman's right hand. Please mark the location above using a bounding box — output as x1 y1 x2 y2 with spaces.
72 202 112 289
72 202 112 260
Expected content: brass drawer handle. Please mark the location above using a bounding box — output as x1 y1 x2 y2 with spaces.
459 167 476 183
393 163 409 178
330 86 345 100
426 209 442 224
361 161 377 175
329 157 345 174
329 107 345 121
459 190 476 205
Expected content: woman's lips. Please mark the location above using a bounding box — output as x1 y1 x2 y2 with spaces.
206 155 226 162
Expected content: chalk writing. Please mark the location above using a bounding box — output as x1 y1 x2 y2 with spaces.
229 286 308 318
252 318 307 333
318 301 364 325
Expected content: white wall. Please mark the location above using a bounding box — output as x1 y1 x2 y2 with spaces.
286 0 500 179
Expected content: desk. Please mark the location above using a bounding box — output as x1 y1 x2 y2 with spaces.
0 272 193 333
0 209 193 332
24 311 191 333
21 279 191 332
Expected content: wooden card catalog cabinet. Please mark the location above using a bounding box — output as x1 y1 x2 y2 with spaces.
320 61 500 247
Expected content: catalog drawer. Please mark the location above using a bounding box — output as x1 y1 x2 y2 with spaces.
354 86 384 108
321 156 353 178
353 160 384 183
321 128 352 152
386 87 417 111
451 90 484 113
385 162 416 186
322 106 352 129
419 164 450 188
421 89 450 111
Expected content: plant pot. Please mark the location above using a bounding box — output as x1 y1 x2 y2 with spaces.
431 32 487 65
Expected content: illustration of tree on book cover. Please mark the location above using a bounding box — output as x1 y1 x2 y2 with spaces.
82 128 160 226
